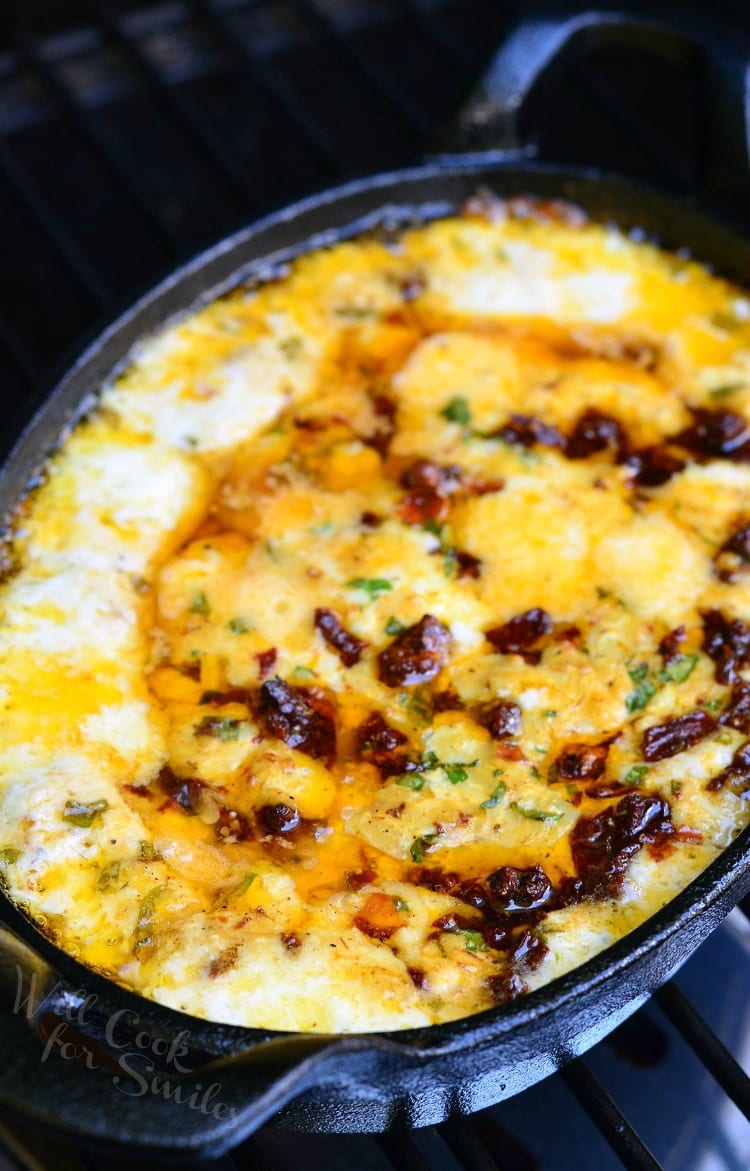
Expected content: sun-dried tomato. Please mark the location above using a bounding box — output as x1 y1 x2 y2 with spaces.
456 551 482 580
719 681 750 733
398 459 462 525
314 607 368 668
378 614 451 687
357 711 412 778
485 607 552 664
702 608 750 684
568 792 674 899
490 413 564 449
486 971 527 1003
675 408 750 461
260 803 300 834
707 741 750 793
642 710 717 761
626 444 686 488
260 677 336 763
487 865 554 915
555 741 609 780
363 394 398 458
483 700 522 740
714 522 750 582
566 409 628 461
658 625 686 666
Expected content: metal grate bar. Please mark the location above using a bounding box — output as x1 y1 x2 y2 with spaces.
377 1129 434 1171
289 0 431 140
437 1116 500 1171
654 981 750 1119
14 33 184 254
190 0 341 174
0 135 110 307
87 2 267 212
561 1059 663 1171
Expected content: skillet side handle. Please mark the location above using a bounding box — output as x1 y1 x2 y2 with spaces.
443 6 750 204
0 919 332 1159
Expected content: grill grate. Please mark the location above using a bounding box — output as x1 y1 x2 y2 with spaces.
0 3 749 1169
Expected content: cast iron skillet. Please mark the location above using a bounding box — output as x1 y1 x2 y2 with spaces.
1 5 749 1160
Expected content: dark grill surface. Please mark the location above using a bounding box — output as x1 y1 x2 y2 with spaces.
0 3 749 1169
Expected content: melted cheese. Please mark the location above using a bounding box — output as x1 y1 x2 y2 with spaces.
1 204 750 1033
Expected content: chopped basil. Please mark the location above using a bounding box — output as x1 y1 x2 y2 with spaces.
346 577 393 600
543 709 558 718
671 780 683 796
228 617 249 634
384 616 406 636
480 779 507 809
710 310 743 333
627 662 649 683
454 928 485 953
660 653 699 683
335 304 379 321
293 665 315 679
624 764 649 785
310 522 334 536
701 698 724 713
443 760 479 784
709 382 746 399
393 896 410 912
410 834 437 863
138 840 160 862
0 848 21 868
62 799 109 828
398 773 426 791
98 861 121 891
440 397 472 425
189 590 209 615
422 518 445 539
511 801 563 822
194 716 242 741
626 679 658 712
134 885 167 951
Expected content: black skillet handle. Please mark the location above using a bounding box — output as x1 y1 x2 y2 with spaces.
0 917 345 1158
444 5 750 204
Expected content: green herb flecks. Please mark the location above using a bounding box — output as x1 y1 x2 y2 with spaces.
511 801 563 822
626 679 658 713
194 716 243 741
454 928 485 953
62 799 109 828
384 616 406 636
346 577 393 602
410 834 438 863
480 777 507 810
228 617 250 634
440 397 472 425
709 382 746 399
0 848 21 868
189 590 210 616
134 885 167 953
231 872 257 897
397 773 426 791
623 764 649 786
98 861 121 891
660 653 699 684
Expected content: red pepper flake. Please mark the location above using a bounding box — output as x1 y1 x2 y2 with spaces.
314 607 368 667
377 614 451 687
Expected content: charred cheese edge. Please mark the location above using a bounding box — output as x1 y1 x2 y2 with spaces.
2 199 750 1033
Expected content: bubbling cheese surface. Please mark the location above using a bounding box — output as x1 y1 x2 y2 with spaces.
2 198 750 1033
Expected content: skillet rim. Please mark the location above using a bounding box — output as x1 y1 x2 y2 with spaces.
2 153 750 1059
